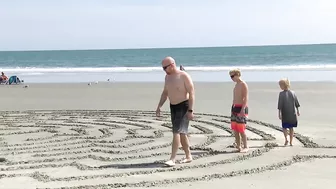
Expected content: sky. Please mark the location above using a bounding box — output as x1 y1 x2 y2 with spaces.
1 0 336 51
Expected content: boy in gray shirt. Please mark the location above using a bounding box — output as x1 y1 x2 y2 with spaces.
277 78 300 146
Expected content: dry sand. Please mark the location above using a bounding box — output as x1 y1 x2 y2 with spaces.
0 81 335 189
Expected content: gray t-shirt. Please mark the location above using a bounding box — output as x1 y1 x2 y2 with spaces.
277 90 300 124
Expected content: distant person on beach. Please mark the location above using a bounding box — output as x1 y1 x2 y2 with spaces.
180 65 185 71
0 72 8 83
229 69 249 153
156 56 195 166
278 78 300 146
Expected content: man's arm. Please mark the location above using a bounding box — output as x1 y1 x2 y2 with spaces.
277 92 283 110
293 92 300 108
241 82 248 109
293 92 300 114
157 78 168 109
278 92 283 118
183 72 195 111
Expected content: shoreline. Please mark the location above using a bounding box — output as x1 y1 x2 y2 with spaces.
1 80 335 86
2 69 336 84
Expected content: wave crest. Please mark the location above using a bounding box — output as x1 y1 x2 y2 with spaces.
1 64 336 73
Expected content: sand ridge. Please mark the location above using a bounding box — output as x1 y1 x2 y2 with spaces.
0 109 335 189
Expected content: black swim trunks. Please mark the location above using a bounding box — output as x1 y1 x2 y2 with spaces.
170 100 189 134
230 104 249 124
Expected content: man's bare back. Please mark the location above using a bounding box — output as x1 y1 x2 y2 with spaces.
233 81 248 105
165 70 189 105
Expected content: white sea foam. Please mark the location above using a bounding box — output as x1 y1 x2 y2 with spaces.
1 64 336 74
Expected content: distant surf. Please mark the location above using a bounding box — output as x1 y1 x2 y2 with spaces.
1 64 336 75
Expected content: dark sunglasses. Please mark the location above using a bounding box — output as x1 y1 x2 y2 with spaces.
162 64 171 70
230 74 235 78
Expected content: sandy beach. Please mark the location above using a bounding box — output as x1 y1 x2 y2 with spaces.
0 81 335 189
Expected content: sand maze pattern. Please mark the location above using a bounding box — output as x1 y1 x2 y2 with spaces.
0 110 336 189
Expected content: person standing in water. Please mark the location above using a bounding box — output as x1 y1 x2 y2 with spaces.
278 78 300 146
156 57 195 166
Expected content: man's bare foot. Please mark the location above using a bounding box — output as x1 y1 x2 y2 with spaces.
180 158 193 164
164 160 175 167
240 148 249 153
164 160 175 166
284 141 288 146
236 147 242 152
290 143 293 146
233 142 243 149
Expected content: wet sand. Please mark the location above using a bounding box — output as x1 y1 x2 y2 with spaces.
0 81 335 189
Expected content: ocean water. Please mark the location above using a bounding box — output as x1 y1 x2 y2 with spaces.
1 44 336 83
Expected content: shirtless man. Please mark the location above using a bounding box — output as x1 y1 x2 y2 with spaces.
1 72 8 80
229 69 249 153
156 57 195 166
0 72 8 83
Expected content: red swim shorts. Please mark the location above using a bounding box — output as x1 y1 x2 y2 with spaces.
230 104 248 133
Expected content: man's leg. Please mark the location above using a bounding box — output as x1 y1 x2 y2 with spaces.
164 133 180 166
164 107 179 166
231 108 241 151
179 111 192 162
233 130 241 151
289 128 294 146
235 121 248 152
165 103 187 166
241 131 247 149
169 133 181 161
180 133 192 162
232 121 242 151
282 128 289 146
235 107 248 152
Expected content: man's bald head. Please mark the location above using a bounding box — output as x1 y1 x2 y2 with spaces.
162 56 175 66
161 56 177 74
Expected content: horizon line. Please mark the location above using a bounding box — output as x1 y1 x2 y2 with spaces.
1 42 336 53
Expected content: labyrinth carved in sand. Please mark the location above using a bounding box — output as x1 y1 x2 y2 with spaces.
0 110 336 189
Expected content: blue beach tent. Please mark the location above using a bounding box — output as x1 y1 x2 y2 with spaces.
8 76 21 85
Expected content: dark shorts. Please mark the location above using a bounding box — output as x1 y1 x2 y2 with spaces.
230 104 248 133
170 100 189 134
282 122 297 129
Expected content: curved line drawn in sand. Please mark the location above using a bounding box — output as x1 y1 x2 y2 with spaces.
0 110 335 189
